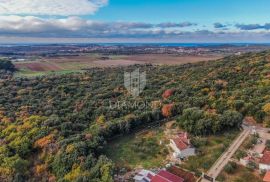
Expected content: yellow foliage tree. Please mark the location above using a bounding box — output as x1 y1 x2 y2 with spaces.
65 144 75 154
96 115 106 126
64 165 82 181
263 103 270 114
35 164 47 176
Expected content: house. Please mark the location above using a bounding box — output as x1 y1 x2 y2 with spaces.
240 155 253 166
167 166 196 182
170 132 195 158
134 169 155 182
260 150 270 171
263 171 270 182
151 170 184 182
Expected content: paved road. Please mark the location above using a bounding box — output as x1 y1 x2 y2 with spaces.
202 127 251 181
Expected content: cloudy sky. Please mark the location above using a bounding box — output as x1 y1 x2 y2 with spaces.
1 0 270 43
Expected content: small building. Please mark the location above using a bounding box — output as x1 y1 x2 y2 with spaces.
133 169 155 182
240 155 253 166
263 171 270 182
168 166 196 182
260 150 270 171
170 132 195 158
151 170 184 182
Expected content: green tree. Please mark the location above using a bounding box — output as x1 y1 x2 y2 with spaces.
0 59 15 72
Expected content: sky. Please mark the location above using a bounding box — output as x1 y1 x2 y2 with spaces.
0 0 270 43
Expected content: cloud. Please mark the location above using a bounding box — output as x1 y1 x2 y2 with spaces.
0 16 88 33
214 22 227 29
157 22 196 28
0 16 198 37
236 23 270 30
1 15 270 43
0 0 108 16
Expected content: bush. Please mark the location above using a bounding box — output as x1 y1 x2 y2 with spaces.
266 140 270 150
224 162 237 174
235 150 247 160
0 59 15 72
244 134 258 149
247 161 257 170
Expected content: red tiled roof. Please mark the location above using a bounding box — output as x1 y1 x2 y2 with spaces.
264 171 270 182
168 166 196 182
173 132 190 150
173 139 189 150
260 150 270 165
148 173 154 179
151 170 184 182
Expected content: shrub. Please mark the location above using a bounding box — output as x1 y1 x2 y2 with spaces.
224 162 237 174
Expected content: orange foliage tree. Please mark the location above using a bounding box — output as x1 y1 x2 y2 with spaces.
162 104 174 118
34 134 54 149
162 89 175 99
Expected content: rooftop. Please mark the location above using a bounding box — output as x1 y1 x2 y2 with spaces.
151 170 184 182
260 150 270 165
172 132 191 150
264 171 270 182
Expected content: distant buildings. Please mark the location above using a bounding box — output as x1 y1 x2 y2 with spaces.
170 132 195 158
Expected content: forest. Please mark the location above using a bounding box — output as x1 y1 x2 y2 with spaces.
0 50 270 181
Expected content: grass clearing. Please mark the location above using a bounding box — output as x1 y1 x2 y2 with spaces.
103 128 169 169
104 125 240 175
180 130 239 176
217 164 263 182
14 69 84 77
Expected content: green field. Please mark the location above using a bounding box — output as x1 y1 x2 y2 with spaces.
217 164 263 182
103 128 169 169
104 125 239 174
180 131 239 176
14 68 84 77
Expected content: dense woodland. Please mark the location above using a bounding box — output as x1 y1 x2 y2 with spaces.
0 51 270 181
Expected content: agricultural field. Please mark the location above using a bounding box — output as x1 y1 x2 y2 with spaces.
14 69 84 77
14 53 223 77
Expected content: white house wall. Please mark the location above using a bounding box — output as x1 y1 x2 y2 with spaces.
259 163 270 171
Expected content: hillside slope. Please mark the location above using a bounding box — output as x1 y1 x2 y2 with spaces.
0 51 270 181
